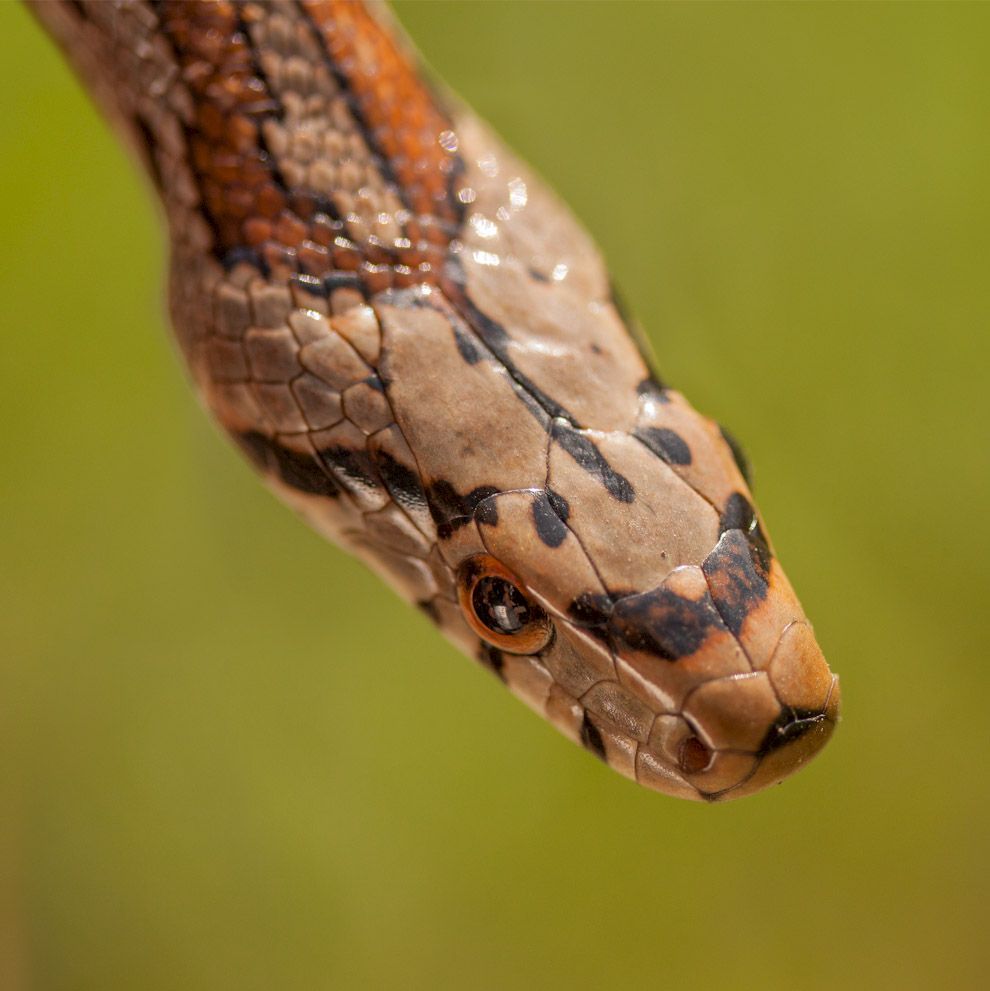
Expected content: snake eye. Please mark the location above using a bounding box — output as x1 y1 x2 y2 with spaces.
457 555 553 654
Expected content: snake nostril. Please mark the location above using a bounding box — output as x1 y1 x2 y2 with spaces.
758 707 827 756
678 734 713 775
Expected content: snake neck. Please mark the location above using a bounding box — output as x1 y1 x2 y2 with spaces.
30 0 465 290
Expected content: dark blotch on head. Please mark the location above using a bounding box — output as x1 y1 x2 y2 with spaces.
757 707 826 756
609 584 723 660
720 492 772 574
452 326 482 364
719 424 752 486
417 599 441 624
552 421 635 503
702 528 769 635
373 449 428 516
532 492 569 548
567 592 614 633
635 426 692 466
580 714 608 762
474 496 499 528
236 431 340 498
636 376 670 403
477 643 507 682
442 269 573 424
427 480 499 535
546 488 570 523
317 445 381 491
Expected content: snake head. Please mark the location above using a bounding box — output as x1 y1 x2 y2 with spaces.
439 398 840 802
31 0 839 802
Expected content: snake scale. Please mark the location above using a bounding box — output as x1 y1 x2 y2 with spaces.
30 0 839 801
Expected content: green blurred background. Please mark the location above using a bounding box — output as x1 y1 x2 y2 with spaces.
2 2 988 988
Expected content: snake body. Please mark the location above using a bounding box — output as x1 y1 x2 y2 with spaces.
31 0 839 801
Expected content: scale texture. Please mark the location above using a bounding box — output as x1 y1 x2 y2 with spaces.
31 0 839 801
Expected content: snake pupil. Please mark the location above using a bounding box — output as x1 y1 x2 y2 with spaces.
472 576 531 635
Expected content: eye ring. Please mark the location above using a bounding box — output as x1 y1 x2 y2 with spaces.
457 555 554 654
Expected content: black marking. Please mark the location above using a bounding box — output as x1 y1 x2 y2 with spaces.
567 592 614 630
477 643 507 682
373 450 429 517
609 584 723 661
222 246 268 275
546 488 570 523
235 431 340 497
551 421 635 503
442 266 576 424
720 492 772 573
757 708 827 756
701 528 769 636
635 426 692 466
316 445 381 494
400 286 552 427
474 496 499 528
417 599 441 624
580 714 608 762
427 480 499 536
636 376 670 403
719 425 752 487
531 492 569 549
453 325 483 364
527 266 550 283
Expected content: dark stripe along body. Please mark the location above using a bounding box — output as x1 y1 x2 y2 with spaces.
32 0 839 800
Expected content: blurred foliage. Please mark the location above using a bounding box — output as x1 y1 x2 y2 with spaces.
1 2 988 989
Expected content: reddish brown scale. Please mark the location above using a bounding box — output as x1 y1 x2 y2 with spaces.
301 0 462 227
157 0 459 287
161 1 289 250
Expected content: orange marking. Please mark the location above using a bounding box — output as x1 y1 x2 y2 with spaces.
301 0 462 227
157 1 460 288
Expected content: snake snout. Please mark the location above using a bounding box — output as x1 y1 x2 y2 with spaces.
682 622 841 801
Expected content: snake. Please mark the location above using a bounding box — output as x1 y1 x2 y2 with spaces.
30 0 840 802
